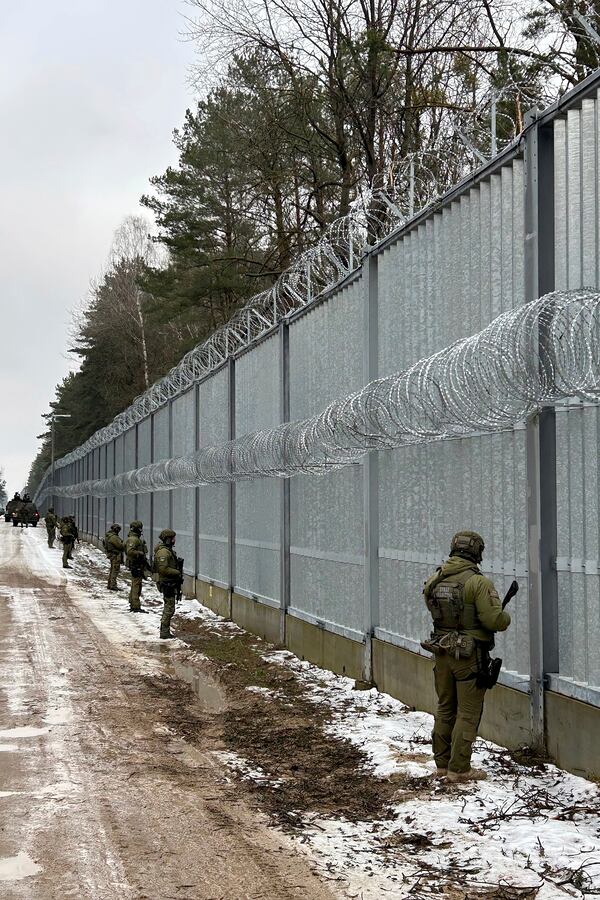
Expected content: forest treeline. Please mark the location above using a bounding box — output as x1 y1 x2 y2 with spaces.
26 0 600 493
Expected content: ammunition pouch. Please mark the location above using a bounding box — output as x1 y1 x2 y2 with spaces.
438 631 475 659
420 631 475 659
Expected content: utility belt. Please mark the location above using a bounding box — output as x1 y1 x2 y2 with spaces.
421 631 502 689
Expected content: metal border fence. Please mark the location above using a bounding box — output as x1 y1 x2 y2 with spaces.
34 69 600 749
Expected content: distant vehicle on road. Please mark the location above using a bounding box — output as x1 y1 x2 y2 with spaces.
9 495 39 527
6 496 20 523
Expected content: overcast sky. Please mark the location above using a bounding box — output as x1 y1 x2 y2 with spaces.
0 0 195 495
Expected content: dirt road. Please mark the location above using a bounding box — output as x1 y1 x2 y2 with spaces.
0 523 337 900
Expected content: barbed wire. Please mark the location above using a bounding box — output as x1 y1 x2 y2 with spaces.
37 291 600 502
41 146 500 478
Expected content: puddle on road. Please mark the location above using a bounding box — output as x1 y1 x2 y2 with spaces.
0 851 42 882
0 726 49 739
170 661 225 713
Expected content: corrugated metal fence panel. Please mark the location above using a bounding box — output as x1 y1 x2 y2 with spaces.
235 336 281 603
289 277 365 634
86 452 93 534
106 441 115 529
554 96 600 692
378 430 529 676
92 448 100 538
137 419 152 548
376 158 529 677
123 427 136 531
152 406 171 552
377 160 524 379
97 448 106 539
113 435 124 534
198 368 229 583
172 389 196 573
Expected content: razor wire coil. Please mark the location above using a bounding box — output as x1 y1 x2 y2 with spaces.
38 291 600 502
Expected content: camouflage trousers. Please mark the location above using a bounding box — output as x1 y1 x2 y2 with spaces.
107 555 121 589
46 527 55 548
129 574 143 610
62 540 74 567
432 649 486 774
160 583 177 635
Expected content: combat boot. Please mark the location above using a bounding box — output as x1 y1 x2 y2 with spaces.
160 628 174 639
130 607 148 614
431 768 447 779
446 767 487 783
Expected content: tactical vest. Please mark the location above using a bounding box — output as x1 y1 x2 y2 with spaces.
425 568 483 632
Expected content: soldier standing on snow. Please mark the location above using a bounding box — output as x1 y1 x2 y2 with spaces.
125 521 148 614
59 517 76 568
44 507 58 547
422 531 511 783
104 523 124 591
153 529 182 640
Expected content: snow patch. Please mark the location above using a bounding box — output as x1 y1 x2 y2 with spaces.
0 726 49 739
0 852 42 882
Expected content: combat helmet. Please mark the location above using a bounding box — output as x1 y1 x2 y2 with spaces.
159 528 176 544
450 530 485 564
110 523 121 533
129 520 143 534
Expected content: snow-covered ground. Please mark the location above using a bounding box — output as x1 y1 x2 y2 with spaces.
33 533 600 898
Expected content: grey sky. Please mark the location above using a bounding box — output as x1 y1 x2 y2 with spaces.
0 0 195 494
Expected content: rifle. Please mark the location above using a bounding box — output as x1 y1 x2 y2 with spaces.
479 579 520 689
176 556 184 603
502 579 519 609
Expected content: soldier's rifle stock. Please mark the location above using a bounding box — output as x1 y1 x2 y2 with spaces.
502 579 519 609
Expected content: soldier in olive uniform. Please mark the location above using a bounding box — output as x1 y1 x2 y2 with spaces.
44 507 58 547
153 529 182 639
104 523 124 590
423 531 511 783
67 516 79 559
125 521 148 613
59 517 75 568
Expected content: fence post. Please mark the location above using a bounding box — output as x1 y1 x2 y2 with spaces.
103 444 108 538
524 108 558 749
363 251 379 683
194 382 201 587
279 320 290 643
149 419 154 551
134 422 139 522
228 357 236 619
168 400 173 531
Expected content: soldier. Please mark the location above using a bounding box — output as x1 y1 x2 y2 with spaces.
44 507 58 547
125 521 148 613
422 531 511 783
153 529 182 639
67 515 79 559
104 524 124 590
59 517 75 568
